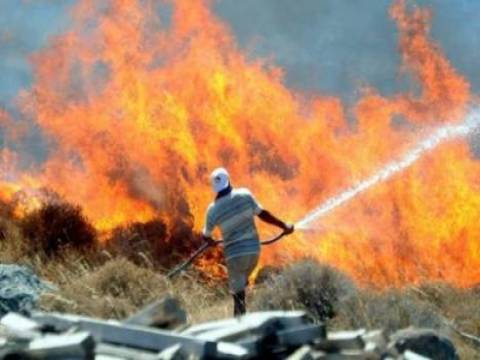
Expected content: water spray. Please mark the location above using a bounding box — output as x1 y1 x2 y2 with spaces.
295 108 480 230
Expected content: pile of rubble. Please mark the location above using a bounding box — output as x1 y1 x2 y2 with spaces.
0 297 458 359
0 265 53 317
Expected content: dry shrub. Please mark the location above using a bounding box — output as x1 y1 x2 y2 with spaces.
87 257 167 306
0 217 30 262
410 283 479 327
107 219 204 267
251 259 356 321
254 265 282 285
107 220 167 262
410 283 480 341
335 288 448 334
20 200 96 256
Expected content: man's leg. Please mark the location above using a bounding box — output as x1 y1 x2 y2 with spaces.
233 290 246 316
227 254 259 317
227 257 248 317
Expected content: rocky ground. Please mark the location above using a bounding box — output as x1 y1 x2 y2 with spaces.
0 262 479 358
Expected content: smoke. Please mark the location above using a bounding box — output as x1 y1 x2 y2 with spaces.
214 0 480 99
214 0 398 101
0 0 75 166
0 1 74 107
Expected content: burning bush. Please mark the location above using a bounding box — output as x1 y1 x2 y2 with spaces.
20 200 96 256
252 259 356 321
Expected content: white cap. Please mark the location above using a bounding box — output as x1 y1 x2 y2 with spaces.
210 167 230 193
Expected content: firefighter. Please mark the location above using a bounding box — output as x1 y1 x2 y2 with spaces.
202 167 294 316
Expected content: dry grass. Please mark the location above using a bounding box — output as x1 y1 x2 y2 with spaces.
35 255 232 323
0 217 479 356
39 257 165 318
251 259 356 321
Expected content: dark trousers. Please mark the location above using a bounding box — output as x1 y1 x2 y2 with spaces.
233 290 246 316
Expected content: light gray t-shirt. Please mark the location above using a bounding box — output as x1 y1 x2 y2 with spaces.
202 188 263 260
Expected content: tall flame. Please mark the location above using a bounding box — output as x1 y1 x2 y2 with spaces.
1 0 479 287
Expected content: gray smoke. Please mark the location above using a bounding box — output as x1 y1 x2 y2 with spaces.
0 0 74 108
214 0 480 99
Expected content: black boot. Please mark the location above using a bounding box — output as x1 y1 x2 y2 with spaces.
233 290 246 317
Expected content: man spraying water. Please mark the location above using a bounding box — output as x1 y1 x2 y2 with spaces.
168 108 480 315
202 167 294 316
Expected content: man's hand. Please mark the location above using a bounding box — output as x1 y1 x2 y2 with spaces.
282 223 295 235
203 235 216 246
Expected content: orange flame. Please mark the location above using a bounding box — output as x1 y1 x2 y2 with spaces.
1 0 480 287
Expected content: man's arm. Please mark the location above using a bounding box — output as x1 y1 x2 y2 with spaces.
202 205 217 245
257 210 294 234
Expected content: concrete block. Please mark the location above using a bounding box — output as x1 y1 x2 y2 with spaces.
402 350 431 360
1 312 41 340
287 345 317 360
28 331 95 359
96 343 160 360
276 324 326 347
32 312 216 358
315 330 366 352
184 311 309 342
183 311 308 338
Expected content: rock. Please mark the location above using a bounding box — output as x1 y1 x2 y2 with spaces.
389 328 458 360
125 297 187 330
0 265 52 316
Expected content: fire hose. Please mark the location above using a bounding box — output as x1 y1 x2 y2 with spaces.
166 231 288 279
